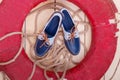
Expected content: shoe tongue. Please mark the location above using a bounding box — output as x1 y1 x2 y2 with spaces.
45 32 53 38
69 27 75 33
65 27 75 33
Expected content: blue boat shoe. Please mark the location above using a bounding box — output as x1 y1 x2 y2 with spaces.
61 8 80 55
34 12 62 57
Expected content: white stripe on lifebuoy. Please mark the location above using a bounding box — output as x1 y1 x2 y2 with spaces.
0 0 118 80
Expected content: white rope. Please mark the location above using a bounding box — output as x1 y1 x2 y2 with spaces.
0 32 23 65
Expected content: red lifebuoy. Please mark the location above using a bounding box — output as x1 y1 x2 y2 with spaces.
0 0 118 80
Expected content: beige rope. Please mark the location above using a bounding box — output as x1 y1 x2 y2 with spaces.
0 32 23 41
0 32 23 65
0 32 38 66
0 1 91 80
28 62 37 80
0 20 89 80
29 7 90 79
1 1 120 80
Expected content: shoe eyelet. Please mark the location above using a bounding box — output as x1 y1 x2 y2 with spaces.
46 41 50 46
68 36 71 40
38 35 44 40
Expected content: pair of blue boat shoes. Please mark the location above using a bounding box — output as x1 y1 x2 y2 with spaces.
34 8 80 57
